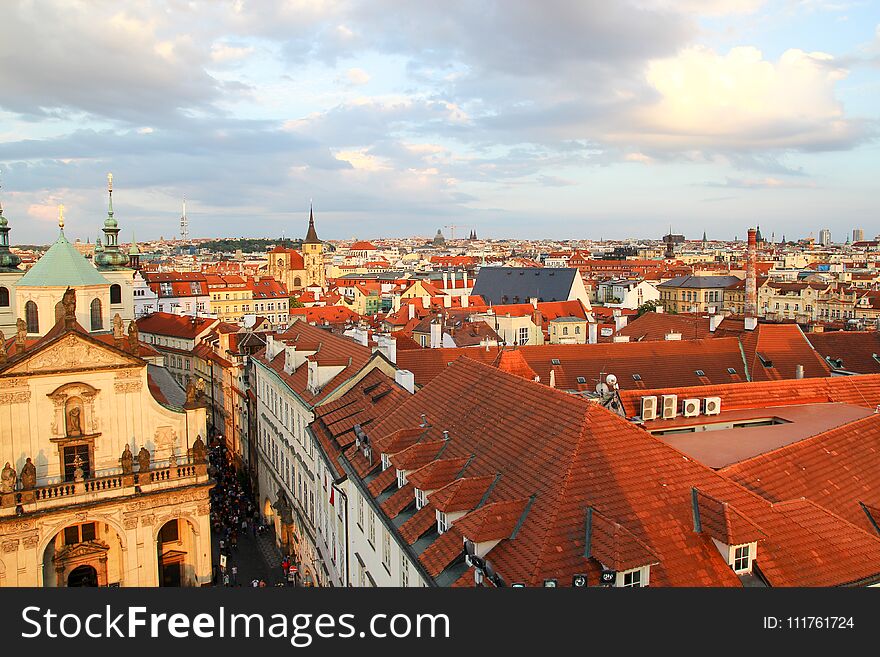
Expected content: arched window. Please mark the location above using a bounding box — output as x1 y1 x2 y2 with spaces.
110 284 122 305
0 287 8 307
25 301 39 333
575 325 581 334
562 326 569 336
293 277 302 287
90 298 103 330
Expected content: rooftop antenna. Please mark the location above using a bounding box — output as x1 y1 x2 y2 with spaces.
180 196 189 243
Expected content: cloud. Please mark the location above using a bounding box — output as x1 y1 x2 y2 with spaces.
210 42 255 64
703 176 817 189
344 67 371 85
0 2 226 124
611 46 864 152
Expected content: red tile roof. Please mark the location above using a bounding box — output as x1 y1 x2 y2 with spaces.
136 312 219 339
587 508 660 571
349 357 880 586
807 331 880 374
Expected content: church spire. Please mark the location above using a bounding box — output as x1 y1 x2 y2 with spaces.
95 173 129 268
304 201 320 244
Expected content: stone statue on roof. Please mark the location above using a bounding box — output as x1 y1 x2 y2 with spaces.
62 287 76 318
127 320 139 353
19 457 36 490
16 318 26 347
0 461 16 493
0 329 6 364
112 313 124 340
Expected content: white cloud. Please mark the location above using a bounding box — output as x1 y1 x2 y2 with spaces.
210 43 255 63
612 46 859 151
345 67 371 85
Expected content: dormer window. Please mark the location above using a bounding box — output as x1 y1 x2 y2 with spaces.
381 453 390 471
622 569 642 588
415 488 426 509
396 469 408 488
733 544 751 573
436 510 448 534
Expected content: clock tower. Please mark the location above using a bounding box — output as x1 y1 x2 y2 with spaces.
302 204 325 288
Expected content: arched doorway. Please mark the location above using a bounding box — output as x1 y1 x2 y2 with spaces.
67 565 98 587
157 518 198 587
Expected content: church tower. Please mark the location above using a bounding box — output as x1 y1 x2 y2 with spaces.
93 174 135 322
302 203 325 288
0 183 23 334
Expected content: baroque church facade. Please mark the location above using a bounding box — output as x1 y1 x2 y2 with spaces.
0 179 212 587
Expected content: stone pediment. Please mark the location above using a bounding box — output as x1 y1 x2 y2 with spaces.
3 333 142 375
55 539 110 563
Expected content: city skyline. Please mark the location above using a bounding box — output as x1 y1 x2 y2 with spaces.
0 1 878 243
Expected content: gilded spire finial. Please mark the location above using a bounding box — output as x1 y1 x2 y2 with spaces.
108 172 113 192
58 204 65 229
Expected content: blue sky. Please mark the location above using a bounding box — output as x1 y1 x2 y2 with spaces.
0 0 877 244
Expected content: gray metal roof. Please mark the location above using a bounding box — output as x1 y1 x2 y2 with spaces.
471 267 579 305
147 364 187 408
657 275 741 289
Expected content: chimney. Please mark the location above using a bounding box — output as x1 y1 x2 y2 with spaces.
442 271 448 289
463 270 469 289
375 334 397 364
656 306 664 314
665 332 682 341
430 318 442 349
795 364 804 379
614 313 628 332
745 227 758 329
462 294 469 308
709 314 723 332
408 303 416 320
613 335 630 343
530 297 538 310
549 369 556 388
588 322 598 345
422 296 430 309
394 369 415 394
443 295 452 308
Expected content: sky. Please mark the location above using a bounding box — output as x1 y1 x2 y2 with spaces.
0 0 877 244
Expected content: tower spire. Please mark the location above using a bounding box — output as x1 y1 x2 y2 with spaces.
180 196 189 242
58 204 65 230
304 201 319 244
0 179 22 271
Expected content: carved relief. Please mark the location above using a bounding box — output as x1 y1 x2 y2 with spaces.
1 540 18 553
22 535 38 549
141 514 155 527
155 426 179 454
123 516 139 530
7 334 137 375
196 503 210 516
47 382 100 439
114 370 143 394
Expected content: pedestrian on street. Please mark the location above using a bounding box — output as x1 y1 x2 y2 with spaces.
223 573 230 587
231 565 238 585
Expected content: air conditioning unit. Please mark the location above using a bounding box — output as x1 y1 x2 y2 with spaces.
704 397 722 416
682 398 701 418
640 396 658 421
661 394 678 419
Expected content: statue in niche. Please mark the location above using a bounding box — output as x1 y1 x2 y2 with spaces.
19 458 36 490
120 444 133 475
0 462 16 493
137 446 151 474
15 318 26 348
66 404 83 437
191 435 206 463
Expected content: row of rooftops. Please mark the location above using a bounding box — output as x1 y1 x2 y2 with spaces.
305 355 880 587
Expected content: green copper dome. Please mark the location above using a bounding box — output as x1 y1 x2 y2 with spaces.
17 230 110 287
0 203 22 271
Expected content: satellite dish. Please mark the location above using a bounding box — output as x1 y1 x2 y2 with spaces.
605 374 618 388
595 382 609 395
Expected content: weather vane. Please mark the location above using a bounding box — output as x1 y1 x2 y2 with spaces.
58 204 65 229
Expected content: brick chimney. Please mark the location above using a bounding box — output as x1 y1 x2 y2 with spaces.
745 228 758 331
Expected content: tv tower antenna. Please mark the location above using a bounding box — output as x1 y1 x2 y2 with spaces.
179 197 189 242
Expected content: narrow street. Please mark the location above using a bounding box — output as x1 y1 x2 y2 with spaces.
207 440 290 587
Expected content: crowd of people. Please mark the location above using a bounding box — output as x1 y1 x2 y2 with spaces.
208 436 299 587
